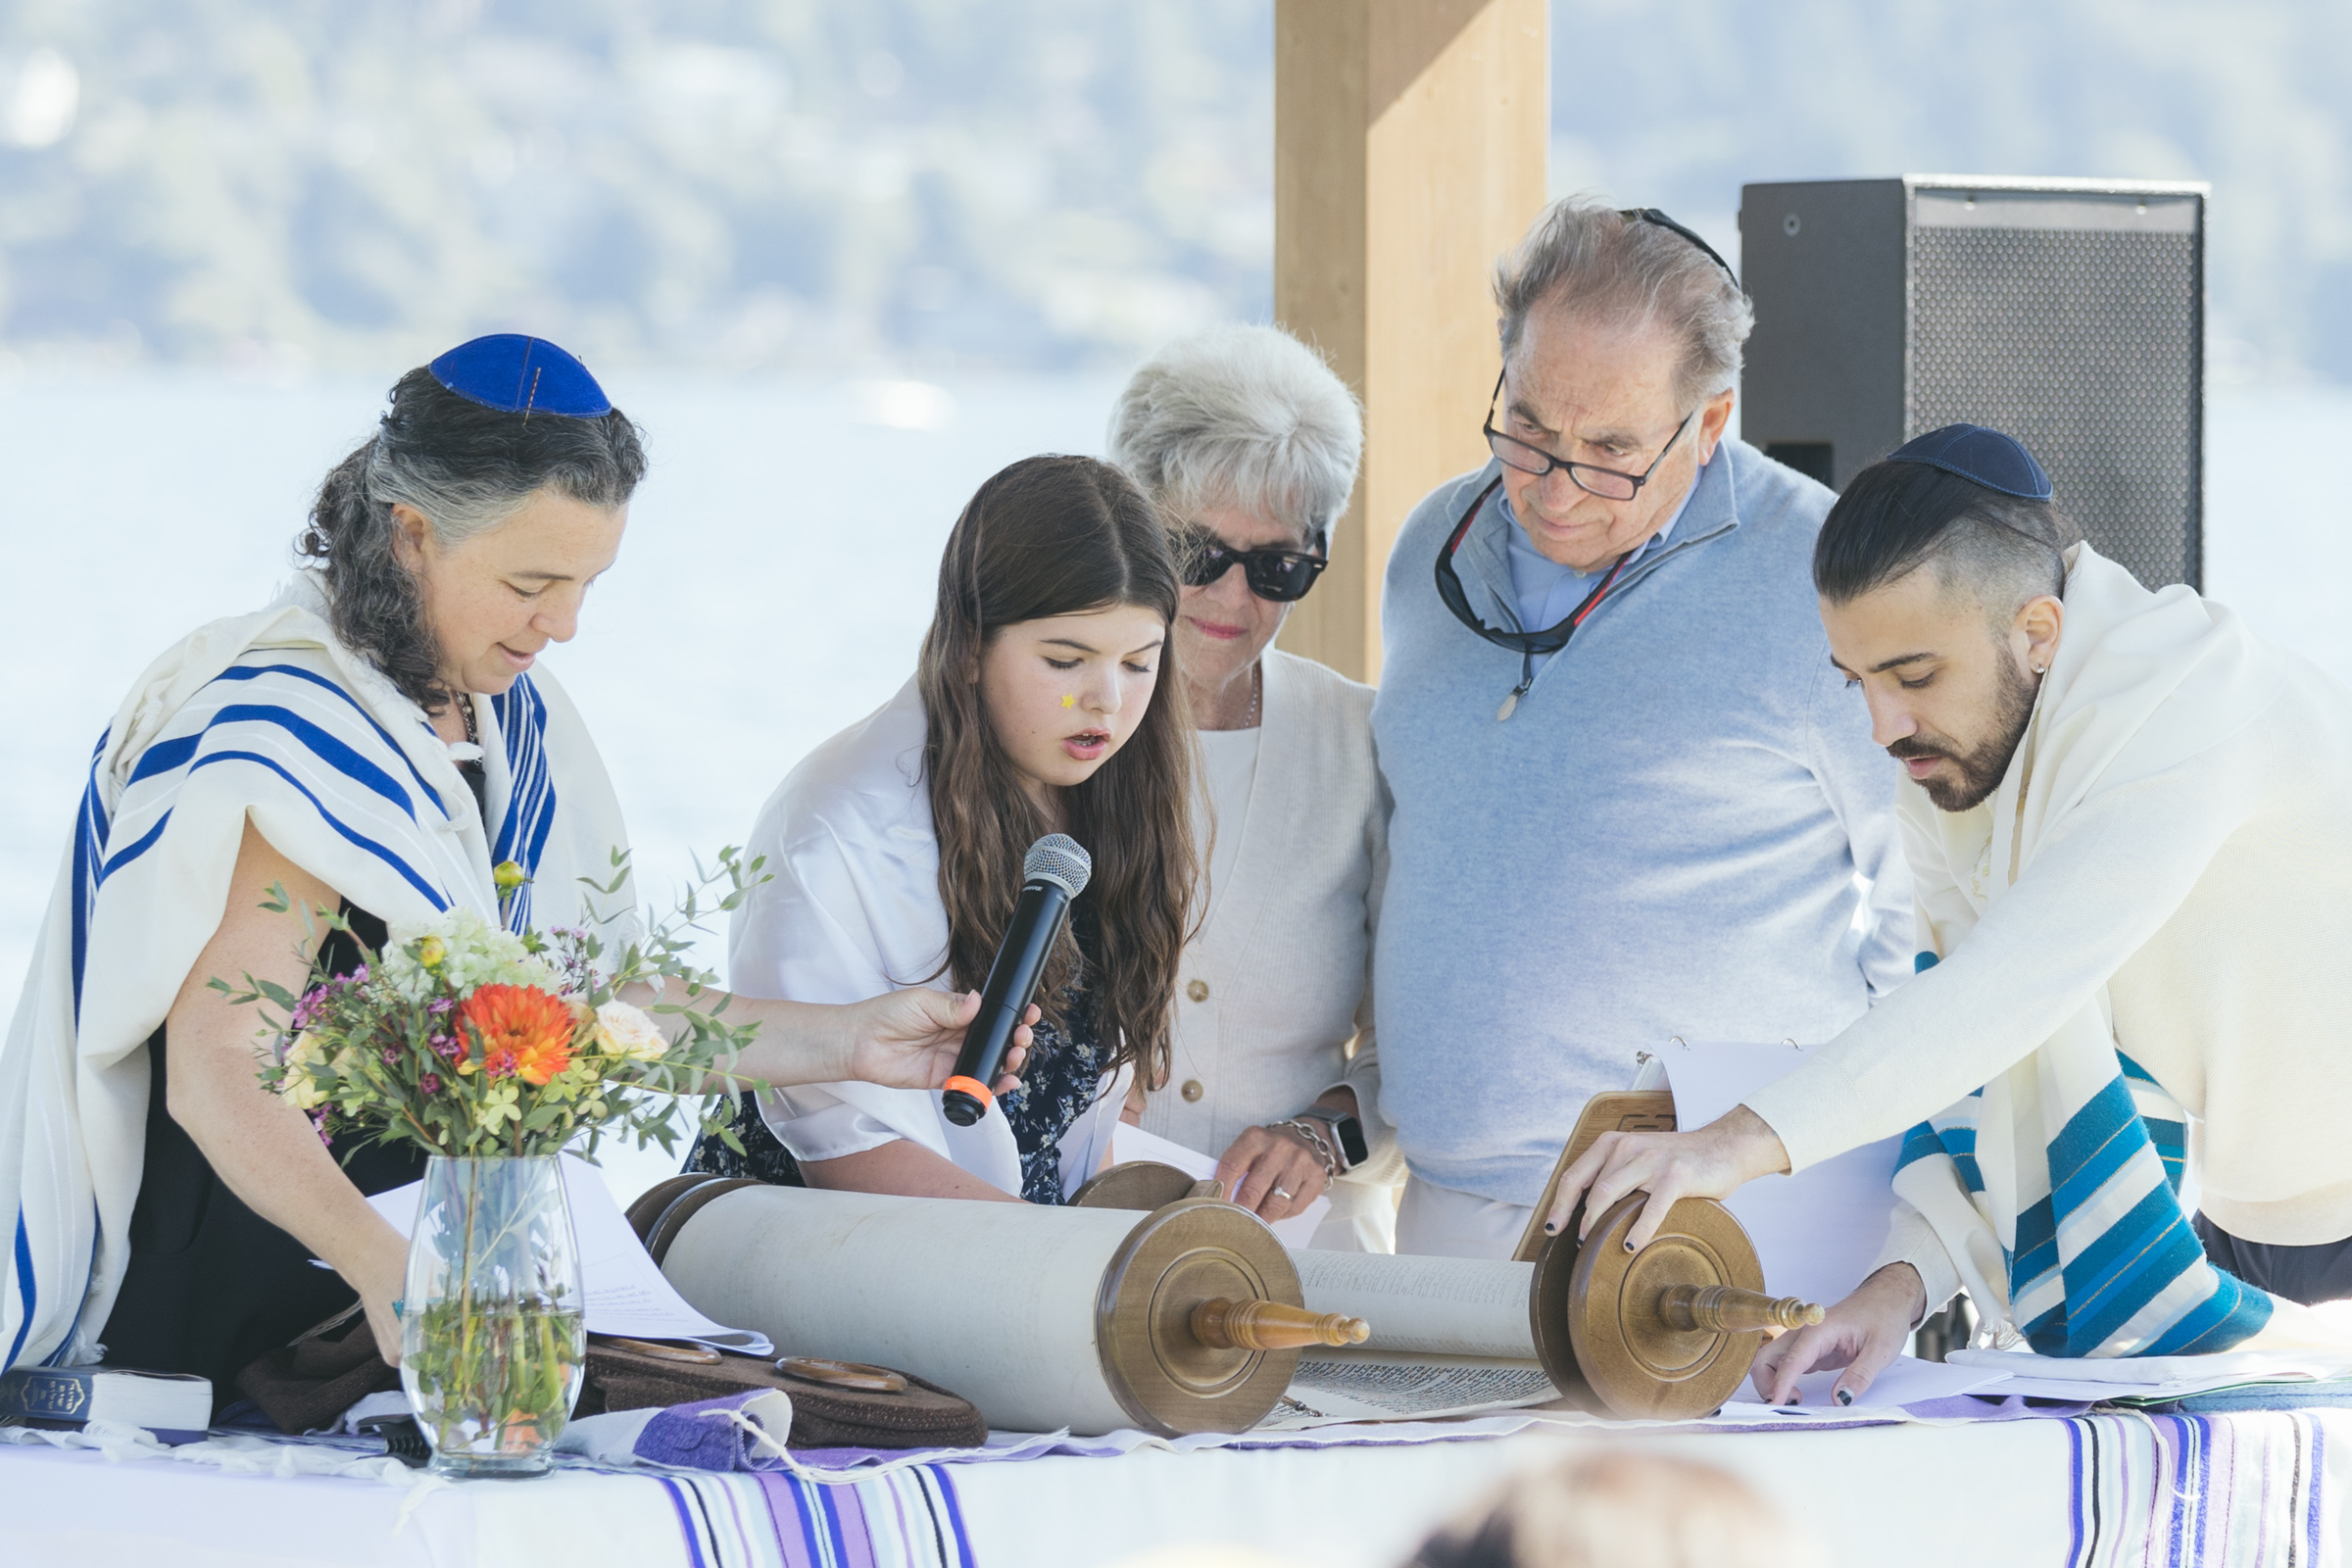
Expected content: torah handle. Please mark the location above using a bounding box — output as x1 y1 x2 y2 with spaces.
1655 1283 1823 1334
1190 1298 1371 1351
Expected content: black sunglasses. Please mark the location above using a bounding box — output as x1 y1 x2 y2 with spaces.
1434 477 1631 657
1434 476 1637 721
1178 527 1330 603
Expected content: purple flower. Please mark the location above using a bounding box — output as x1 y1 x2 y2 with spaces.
433 1036 462 1061
309 1109 333 1148
382 1046 403 1065
419 1073 442 1095
427 998 455 1015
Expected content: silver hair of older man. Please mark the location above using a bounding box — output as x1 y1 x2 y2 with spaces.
1494 195 1755 411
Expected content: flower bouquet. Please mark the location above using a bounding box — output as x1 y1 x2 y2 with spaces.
221 849 764 1477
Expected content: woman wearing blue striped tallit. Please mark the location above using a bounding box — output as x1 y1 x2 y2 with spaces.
0 336 1027 1392
1544 424 2352 1403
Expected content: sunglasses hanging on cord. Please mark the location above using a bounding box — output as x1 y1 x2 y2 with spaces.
1434 477 1635 722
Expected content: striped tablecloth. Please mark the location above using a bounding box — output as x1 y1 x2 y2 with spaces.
0 1406 2341 1566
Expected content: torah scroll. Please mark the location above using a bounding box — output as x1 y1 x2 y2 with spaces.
647 1178 1358 1437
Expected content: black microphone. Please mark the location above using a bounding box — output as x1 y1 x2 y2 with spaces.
940 833 1092 1128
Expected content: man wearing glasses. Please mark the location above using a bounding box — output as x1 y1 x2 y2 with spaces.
1370 197 1912 1257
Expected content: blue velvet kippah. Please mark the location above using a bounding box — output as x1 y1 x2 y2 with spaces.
1886 423 2053 501
427 334 612 417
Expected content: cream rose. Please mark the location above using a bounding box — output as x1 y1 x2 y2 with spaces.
592 1000 667 1062
277 1032 330 1109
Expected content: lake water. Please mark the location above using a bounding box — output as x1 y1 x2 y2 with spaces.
4 370 2346 1202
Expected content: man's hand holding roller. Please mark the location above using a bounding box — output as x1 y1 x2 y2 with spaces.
1540 1106 1793 1251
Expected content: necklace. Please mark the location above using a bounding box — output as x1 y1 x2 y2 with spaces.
1244 662 1261 729
457 691 478 747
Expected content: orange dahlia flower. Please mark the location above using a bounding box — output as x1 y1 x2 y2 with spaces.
458 984 578 1086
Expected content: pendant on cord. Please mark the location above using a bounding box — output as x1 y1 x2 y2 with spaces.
1497 651 1537 722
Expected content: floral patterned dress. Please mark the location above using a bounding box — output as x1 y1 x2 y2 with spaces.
687 983 1109 1206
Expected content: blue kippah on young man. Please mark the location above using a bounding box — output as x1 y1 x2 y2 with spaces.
428 333 612 417
1885 422 2054 500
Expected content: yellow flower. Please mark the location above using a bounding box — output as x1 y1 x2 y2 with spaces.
277 1032 330 1109
493 860 529 895
592 1001 668 1062
416 934 447 970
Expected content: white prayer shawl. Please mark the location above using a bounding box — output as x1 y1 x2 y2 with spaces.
1874 547 2346 1355
0 575 632 1371
729 678 1128 1200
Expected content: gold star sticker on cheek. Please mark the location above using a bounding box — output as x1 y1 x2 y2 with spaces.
1061 695 1076 708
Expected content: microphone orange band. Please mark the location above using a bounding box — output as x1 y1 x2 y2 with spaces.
943 1075 994 1110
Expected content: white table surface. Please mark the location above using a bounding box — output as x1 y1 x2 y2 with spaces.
3 1410 2343 1568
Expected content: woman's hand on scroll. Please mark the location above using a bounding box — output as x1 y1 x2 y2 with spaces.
1747 1264 1925 1406
841 988 1036 1094
1542 1106 1792 1253
1215 1121 1332 1222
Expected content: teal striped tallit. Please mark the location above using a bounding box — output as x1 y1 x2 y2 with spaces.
1896 951 2272 1357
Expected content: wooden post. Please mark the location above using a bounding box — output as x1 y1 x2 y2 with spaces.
1273 0 1549 684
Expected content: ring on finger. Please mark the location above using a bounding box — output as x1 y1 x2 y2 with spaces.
1272 1187 1291 1200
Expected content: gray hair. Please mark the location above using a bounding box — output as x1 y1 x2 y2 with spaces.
1494 197 1754 409
296 367 646 713
1106 323 1364 546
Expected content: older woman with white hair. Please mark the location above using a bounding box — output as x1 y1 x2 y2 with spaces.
1108 322 1400 1250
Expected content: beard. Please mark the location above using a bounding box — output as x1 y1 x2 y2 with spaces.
1887 658 2041 812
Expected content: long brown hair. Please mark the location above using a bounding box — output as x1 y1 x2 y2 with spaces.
917 454 1196 1086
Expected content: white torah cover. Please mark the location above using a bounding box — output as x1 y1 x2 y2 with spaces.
1887 545 2344 1358
0 573 631 1372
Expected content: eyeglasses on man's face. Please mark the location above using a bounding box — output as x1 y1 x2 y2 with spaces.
1482 370 1697 502
1176 526 1329 603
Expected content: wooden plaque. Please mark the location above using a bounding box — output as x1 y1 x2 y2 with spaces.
1511 1090 1678 1263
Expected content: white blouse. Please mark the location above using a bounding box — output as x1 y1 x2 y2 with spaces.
1144 649 1398 1250
726 678 1128 1200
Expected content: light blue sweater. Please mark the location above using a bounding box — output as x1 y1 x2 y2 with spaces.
1369 442 1913 1204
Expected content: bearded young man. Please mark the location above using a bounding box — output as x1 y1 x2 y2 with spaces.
1546 424 2352 1402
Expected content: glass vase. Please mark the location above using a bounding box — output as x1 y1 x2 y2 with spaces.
400 1154 585 1478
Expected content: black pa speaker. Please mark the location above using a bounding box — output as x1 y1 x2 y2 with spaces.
1739 176 2207 590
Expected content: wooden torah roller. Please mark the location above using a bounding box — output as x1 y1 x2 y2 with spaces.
631 1174 1366 1438
1532 1194 1820 1419
1277 1194 1820 1422
1069 1159 1215 1211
